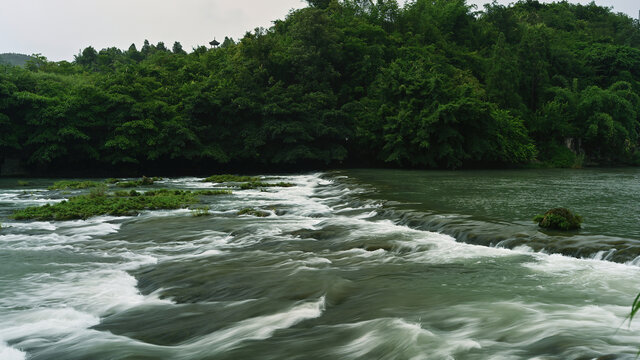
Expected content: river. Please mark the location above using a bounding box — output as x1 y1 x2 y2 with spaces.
1 169 639 359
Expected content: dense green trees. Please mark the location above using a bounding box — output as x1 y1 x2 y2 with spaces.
2 0 640 174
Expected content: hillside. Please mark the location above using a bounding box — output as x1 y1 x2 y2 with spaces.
0 53 33 67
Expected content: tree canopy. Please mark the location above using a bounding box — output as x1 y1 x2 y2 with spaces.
2 0 640 175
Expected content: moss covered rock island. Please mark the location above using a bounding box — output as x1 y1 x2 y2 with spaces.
534 208 583 231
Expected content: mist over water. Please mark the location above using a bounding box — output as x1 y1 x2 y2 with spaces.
1 170 640 359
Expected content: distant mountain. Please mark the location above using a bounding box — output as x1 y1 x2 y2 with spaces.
0 53 33 67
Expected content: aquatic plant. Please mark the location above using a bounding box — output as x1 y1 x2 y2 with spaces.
237 208 270 217
533 208 582 230
12 191 197 221
191 206 211 217
49 180 101 190
202 174 260 183
238 182 295 190
104 178 120 184
17 180 32 186
631 294 640 324
116 181 139 188
88 184 107 198
116 176 160 188
193 190 232 195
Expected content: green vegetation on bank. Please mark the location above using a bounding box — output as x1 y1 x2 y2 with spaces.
534 208 583 230
2 1 640 172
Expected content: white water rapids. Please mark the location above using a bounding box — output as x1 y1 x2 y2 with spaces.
0 172 639 359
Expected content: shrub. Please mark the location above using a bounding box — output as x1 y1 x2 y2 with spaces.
89 184 107 198
544 146 583 169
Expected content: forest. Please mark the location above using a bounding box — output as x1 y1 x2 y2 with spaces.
2 0 640 175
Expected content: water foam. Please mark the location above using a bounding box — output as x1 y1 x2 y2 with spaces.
183 296 326 355
0 343 26 360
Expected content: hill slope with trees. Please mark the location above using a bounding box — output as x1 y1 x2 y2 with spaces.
0 53 33 67
2 0 640 175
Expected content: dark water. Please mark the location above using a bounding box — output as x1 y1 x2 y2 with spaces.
1 170 639 359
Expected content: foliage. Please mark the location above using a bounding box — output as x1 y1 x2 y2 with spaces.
237 208 271 217
2 1 640 171
533 207 582 230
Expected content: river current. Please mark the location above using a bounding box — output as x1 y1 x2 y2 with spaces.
1 169 639 359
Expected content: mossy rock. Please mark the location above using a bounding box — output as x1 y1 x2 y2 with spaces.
533 208 582 230
237 208 270 217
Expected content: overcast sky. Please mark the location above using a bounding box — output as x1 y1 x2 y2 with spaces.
0 0 637 62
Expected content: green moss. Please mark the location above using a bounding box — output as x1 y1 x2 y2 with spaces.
237 208 270 217
17 180 32 186
105 178 121 184
49 180 101 190
238 182 295 190
191 206 211 217
202 174 260 183
534 208 582 230
12 191 197 221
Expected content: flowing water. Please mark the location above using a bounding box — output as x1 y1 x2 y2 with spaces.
1 169 640 360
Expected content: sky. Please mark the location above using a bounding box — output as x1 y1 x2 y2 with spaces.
0 0 637 62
